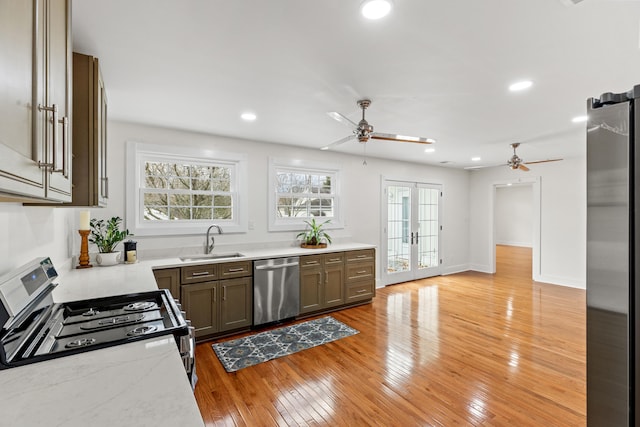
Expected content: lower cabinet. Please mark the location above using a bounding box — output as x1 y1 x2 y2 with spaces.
153 261 252 341
300 253 345 315
219 277 252 332
181 281 218 338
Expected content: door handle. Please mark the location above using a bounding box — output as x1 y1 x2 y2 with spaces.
410 232 414 245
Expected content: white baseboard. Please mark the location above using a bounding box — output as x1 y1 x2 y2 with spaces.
469 264 493 274
442 264 470 275
535 274 586 289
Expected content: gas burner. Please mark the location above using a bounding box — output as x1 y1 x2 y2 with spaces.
65 338 97 349
123 301 157 312
127 325 158 336
82 308 100 317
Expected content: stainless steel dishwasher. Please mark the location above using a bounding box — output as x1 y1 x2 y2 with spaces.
253 257 300 325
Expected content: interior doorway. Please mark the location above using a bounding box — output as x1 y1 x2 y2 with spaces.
492 180 540 280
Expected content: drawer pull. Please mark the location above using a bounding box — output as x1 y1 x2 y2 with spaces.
356 254 367 258
190 271 210 277
305 261 319 265
356 289 367 293
329 258 341 262
227 268 245 272
356 270 367 274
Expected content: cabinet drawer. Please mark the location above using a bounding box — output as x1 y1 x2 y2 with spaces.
181 264 217 284
218 261 252 279
346 263 375 283
346 281 375 302
300 255 323 269
323 253 344 265
346 249 375 263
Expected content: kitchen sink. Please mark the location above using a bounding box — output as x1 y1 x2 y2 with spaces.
179 252 245 262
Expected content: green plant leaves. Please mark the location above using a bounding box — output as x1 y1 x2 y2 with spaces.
88 216 131 253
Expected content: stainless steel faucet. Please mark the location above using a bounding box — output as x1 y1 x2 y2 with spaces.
205 224 223 254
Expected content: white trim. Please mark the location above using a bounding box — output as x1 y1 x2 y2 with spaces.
268 157 343 231
126 141 248 236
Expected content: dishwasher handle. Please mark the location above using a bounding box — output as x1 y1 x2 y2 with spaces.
255 262 299 271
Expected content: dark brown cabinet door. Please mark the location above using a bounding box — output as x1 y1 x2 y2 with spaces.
153 268 180 300
323 254 344 308
181 281 218 338
219 277 252 332
300 267 322 314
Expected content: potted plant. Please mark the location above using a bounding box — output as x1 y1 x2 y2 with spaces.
296 218 332 248
89 216 131 266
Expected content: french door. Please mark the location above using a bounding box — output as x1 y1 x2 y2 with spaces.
382 180 442 285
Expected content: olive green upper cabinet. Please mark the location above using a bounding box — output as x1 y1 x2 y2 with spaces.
69 52 108 206
0 0 72 202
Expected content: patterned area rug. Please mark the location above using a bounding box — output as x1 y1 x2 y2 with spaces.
212 316 359 372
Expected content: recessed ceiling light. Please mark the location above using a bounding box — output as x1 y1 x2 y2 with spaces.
471 157 481 162
361 0 392 19
572 115 587 123
509 80 533 92
241 112 257 121
424 148 435 153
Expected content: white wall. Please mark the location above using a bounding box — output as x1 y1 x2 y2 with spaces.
106 121 471 278
468 157 586 288
0 120 587 290
0 204 77 276
494 185 533 247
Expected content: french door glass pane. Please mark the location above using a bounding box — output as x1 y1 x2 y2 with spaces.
418 188 439 269
387 185 411 273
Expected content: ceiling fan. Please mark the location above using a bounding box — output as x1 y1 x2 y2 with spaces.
507 142 563 171
465 142 563 171
321 99 435 150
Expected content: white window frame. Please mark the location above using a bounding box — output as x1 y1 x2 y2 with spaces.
268 157 343 232
126 141 248 236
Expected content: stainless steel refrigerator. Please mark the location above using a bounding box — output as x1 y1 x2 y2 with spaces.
587 85 639 426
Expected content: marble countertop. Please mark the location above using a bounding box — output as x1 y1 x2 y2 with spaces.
0 338 202 427
0 242 374 427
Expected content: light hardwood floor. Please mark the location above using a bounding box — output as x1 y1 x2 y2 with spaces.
194 245 586 426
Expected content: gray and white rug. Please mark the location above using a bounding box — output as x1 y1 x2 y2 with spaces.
212 316 359 372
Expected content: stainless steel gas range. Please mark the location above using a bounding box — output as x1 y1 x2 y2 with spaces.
0 258 196 387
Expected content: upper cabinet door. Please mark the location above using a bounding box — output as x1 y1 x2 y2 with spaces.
0 0 46 199
40 0 72 201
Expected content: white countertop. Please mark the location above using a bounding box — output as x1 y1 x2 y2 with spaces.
0 338 202 427
0 243 374 427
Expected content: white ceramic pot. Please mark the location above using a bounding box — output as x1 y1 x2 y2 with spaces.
96 251 121 266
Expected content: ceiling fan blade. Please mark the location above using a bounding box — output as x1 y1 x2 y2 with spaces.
518 164 530 172
523 158 563 165
370 132 436 144
326 111 358 129
320 134 356 150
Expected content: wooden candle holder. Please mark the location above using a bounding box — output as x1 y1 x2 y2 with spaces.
77 229 93 269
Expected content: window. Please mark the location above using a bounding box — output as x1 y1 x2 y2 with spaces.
268 158 343 231
126 142 248 236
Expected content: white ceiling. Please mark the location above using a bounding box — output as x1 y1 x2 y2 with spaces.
72 0 640 169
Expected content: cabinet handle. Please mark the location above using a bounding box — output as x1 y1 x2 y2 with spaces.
37 104 58 172
227 268 244 273
222 286 226 301
356 289 367 294
356 270 367 274
356 254 367 258
190 271 210 277
325 272 328 285
56 116 69 177
102 177 109 198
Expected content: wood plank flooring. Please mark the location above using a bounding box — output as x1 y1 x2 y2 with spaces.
194 245 586 426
